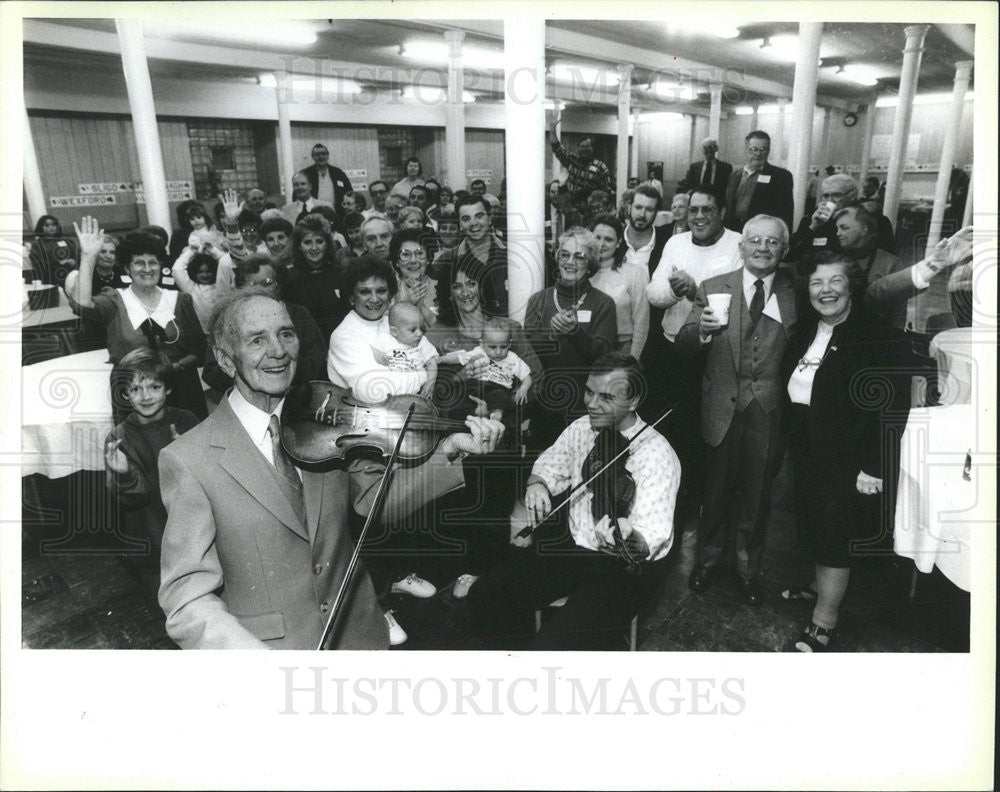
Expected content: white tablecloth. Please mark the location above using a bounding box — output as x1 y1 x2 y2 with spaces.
21 349 115 478
893 404 982 591
21 284 78 328
929 327 974 406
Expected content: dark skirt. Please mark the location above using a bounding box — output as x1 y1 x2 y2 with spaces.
788 404 880 568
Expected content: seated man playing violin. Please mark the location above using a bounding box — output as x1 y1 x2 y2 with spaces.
467 352 680 650
157 288 504 650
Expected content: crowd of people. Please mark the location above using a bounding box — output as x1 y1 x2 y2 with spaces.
28 132 976 652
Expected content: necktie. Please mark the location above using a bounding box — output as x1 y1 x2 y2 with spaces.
704 161 713 186
296 202 309 222
268 414 302 492
749 279 765 326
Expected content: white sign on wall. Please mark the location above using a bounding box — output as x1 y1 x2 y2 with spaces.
134 189 194 204
344 170 368 181
51 194 117 207
466 169 493 184
78 182 134 194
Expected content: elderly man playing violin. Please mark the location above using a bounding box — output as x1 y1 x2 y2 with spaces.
157 288 504 650
467 353 680 650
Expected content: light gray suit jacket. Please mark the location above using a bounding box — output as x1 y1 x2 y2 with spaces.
158 394 464 649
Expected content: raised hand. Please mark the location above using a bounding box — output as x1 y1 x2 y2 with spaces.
104 438 130 475
219 188 241 223
73 216 105 259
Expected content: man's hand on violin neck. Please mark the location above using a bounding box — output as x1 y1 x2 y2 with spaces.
440 416 506 460
524 479 552 527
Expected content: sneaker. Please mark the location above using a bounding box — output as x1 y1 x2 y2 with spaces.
384 610 407 646
390 572 437 598
452 573 480 599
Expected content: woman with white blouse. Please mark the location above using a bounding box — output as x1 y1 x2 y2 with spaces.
587 214 650 359
781 251 911 652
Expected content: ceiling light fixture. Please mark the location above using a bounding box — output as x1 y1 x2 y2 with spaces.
648 80 697 102
550 62 620 89
401 40 505 71
666 22 741 40
765 34 802 63
839 65 881 87
155 20 318 47
401 85 474 103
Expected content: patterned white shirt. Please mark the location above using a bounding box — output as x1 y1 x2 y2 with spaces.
531 415 680 561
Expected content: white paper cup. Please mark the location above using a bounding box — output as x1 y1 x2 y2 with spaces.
707 293 732 326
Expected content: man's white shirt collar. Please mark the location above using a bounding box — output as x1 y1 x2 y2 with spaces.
229 387 286 455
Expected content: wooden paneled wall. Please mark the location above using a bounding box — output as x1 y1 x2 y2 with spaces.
289 124 381 185
28 112 194 231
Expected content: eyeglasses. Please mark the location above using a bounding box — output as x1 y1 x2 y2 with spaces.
557 250 589 264
398 249 428 261
688 206 718 216
249 278 277 288
745 236 784 249
747 146 769 155
820 191 850 201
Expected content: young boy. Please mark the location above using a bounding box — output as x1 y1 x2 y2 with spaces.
370 301 440 400
104 349 200 584
439 316 532 424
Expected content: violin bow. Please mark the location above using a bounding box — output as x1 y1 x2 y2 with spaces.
515 407 674 540
316 402 416 651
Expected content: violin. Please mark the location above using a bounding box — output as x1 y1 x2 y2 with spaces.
280 381 471 470
584 427 641 574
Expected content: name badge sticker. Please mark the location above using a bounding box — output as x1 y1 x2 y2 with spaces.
813 237 828 246
757 174 771 184
576 310 592 323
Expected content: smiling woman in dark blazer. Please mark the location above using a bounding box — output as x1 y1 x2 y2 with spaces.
781 250 912 652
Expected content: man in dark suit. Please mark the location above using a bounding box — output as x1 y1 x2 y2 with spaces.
680 138 733 195
158 289 504 649
676 214 798 604
301 143 352 216
725 131 794 233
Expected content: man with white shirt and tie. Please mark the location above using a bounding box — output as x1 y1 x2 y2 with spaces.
281 171 335 225
675 214 797 605
645 186 742 514
157 289 503 649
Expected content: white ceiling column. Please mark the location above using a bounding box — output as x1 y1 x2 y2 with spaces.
927 60 973 248
858 87 880 183
818 106 833 169
273 70 294 203
631 111 640 184
503 17 546 322
708 83 723 140
774 98 788 167
115 19 170 235
787 22 823 229
616 64 633 201
445 30 467 191
22 104 46 225
882 25 930 228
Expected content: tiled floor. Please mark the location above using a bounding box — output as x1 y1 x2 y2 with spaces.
21 464 970 653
